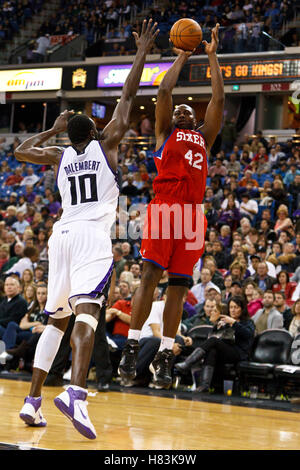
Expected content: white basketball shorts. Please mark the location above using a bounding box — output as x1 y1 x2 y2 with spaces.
45 220 114 319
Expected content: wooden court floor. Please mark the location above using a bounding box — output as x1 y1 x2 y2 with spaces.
1 378 300 450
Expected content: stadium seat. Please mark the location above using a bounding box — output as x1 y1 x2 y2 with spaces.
258 174 274 186
238 329 293 399
173 325 213 390
146 158 156 173
186 325 213 349
179 311 244 393
183 326 239 392
273 334 300 398
252 205 270 226
287 194 293 215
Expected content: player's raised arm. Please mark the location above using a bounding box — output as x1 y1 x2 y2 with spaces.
101 19 159 164
14 109 74 165
198 24 224 151
155 48 193 147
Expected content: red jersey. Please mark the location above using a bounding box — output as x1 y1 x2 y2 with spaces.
152 128 207 203
111 299 131 337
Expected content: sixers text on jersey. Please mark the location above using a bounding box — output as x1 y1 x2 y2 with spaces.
152 128 208 204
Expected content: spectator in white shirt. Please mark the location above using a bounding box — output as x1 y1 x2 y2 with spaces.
248 252 277 279
191 268 220 305
33 34 51 62
292 282 300 302
269 147 279 168
20 167 40 186
239 192 258 221
5 246 39 278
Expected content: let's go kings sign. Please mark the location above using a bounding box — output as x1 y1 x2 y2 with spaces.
97 63 173 88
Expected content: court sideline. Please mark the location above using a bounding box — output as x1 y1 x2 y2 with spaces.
1 378 300 450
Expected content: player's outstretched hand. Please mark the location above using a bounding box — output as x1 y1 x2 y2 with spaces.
133 19 160 54
171 46 195 58
202 23 220 56
52 109 75 134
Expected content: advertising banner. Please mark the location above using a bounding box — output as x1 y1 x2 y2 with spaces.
97 63 173 87
0 68 63 92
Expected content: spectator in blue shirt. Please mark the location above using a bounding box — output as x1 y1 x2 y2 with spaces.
283 164 300 186
12 211 30 235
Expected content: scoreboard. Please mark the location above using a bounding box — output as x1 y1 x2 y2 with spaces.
188 58 300 84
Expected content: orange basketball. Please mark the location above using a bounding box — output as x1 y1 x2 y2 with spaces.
170 18 203 51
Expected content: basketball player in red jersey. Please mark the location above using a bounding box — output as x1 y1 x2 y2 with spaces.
119 24 224 388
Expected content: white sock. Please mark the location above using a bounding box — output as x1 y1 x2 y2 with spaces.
33 324 64 373
128 329 141 341
159 336 175 352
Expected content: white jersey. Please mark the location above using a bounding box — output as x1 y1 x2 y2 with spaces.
56 139 119 228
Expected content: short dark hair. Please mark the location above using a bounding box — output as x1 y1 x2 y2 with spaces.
113 246 123 256
274 291 286 300
23 246 39 258
264 289 275 299
35 265 45 272
67 114 95 145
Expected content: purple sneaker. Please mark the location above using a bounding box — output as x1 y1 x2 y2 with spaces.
54 386 97 440
19 396 47 427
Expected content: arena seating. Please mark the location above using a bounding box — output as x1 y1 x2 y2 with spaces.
0 1 299 403
238 329 294 398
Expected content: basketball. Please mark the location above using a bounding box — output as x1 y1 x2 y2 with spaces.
170 18 203 51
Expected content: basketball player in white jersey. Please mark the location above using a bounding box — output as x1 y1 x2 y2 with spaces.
15 19 159 440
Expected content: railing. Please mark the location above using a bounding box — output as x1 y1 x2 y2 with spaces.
8 40 32 65
88 22 289 59
47 35 87 63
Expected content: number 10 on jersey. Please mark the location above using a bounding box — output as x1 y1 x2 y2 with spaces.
68 174 98 205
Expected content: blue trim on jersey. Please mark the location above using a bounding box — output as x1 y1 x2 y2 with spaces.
195 128 207 147
153 128 176 160
55 149 65 186
142 257 167 270
44 307 64 316
98 141 120 190
67 260 114 310
98 141 116 176
168 271 193 279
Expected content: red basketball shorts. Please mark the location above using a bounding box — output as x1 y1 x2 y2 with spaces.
140 196 207 277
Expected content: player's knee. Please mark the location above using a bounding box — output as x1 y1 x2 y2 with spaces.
75 297 101 319
75 313 98 332
48 315 70 333
168 277 191 289
74 302 100 332
141 263 163 287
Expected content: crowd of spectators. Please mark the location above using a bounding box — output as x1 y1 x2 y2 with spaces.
81 0 300 55
34 0 143 52
10 0 299 64
0 0 44 43
149 0 299 53
0 112 299 394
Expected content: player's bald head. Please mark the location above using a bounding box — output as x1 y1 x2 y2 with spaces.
173 104 197 129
